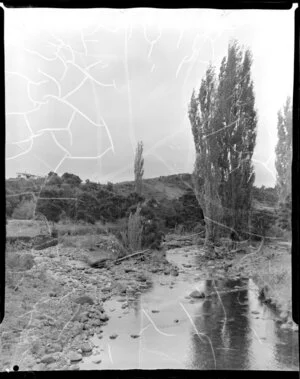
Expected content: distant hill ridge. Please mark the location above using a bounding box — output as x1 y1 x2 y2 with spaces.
114 173 193 201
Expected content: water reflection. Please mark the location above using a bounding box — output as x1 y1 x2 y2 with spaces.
188 279 251 369
80 251 298 370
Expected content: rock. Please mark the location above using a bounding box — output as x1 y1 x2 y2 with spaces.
99 313 109 322
121 303 128 309
251 310 260 315
174 319 179 323
151 310 160 313
70 364 80 370
80 343 93 353
45 343 62 354
137 274 147 282
40 354 57 364
124 268 135 273
109 333 118 339
69 352 82 362
130 334 140 339
170 269 179 277
92 357 102 364
92 319 102 327
189 290 206 299
75 296 94 305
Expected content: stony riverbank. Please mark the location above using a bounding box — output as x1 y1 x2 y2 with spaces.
1 240 176 371
1 235 296 371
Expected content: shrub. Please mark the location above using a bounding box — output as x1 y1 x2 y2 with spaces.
6 252 35 271
12 199 35 220
120 205 144 252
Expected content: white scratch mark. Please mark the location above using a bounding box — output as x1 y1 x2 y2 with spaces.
179 302 217 368
142 309 176 337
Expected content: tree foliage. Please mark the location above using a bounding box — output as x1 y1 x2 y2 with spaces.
275 97 292 202
134 141 144 196
189 40 257 247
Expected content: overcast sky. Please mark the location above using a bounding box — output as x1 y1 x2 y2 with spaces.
4 7 295 186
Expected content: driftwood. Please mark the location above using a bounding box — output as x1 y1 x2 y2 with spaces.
34 238 59 251
115 249 151 263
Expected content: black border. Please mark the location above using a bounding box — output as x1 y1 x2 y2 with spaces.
1 1 299 378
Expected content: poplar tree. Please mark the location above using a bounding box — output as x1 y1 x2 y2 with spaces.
189 40 257 248
134 141 144 196
275 97 292 202
189 65 222 249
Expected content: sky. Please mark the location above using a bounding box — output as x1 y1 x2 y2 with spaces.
4 7 296 187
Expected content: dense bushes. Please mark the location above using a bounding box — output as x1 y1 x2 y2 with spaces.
6 173 146 225
6 173 204 241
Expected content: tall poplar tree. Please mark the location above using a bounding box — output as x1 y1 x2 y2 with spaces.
134 141 144 196
189 40 257 247
216 41 257 238
275 96 292 202
189 65 223 249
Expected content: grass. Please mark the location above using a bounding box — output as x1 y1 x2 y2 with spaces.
237 241 292 320
6 219 45 238
6 219 109 238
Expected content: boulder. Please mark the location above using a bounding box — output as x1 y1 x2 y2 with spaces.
40 354 57 364
69 352 82 363
74 296 94 305
80 343 93 353
189 290 206 299
99 313 109 322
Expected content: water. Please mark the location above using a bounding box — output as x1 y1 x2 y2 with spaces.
80 249 299 370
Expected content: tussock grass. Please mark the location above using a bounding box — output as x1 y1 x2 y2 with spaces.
117 206 143 253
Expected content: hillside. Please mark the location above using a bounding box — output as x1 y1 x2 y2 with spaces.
114 173 193 201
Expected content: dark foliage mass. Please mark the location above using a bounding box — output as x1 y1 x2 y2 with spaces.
6 173 204 233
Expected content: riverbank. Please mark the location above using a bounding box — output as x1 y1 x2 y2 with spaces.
1 234 297 371
228 239 296 329
1 236 175 371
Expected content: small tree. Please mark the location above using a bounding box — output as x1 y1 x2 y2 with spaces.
134 141 144 196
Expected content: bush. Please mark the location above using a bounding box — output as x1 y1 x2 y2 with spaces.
6 252 35 271
119 205 144 252
250 208 277 239
12 199 35 220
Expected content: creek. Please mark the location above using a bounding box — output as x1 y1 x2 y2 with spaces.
80 248 299 370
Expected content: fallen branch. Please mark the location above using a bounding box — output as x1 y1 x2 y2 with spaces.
115 249 151 263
